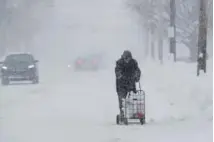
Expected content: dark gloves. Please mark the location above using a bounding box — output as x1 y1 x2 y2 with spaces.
134 71 140 82
135 76 140 82
127 84 137 94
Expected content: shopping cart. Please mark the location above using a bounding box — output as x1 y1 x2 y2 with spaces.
116 82 145 125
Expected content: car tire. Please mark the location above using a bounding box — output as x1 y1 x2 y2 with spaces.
1 77 9 85
32 76 39 84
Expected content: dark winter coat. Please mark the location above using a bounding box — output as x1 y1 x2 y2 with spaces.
115 58 141 93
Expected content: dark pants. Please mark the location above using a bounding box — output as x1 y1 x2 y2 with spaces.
117 90 128 115
116 79 136 115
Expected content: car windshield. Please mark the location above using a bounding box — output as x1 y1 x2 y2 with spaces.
5 54 34 63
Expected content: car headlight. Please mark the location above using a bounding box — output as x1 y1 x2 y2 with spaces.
28 65 35 69
2 66 7 70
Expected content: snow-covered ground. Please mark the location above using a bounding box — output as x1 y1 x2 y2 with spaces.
0 0 212 141
0 59 212 142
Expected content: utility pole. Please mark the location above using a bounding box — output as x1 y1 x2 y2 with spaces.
169 0 176 62
197 0 208 76
0 0 7 57
158 0 164 64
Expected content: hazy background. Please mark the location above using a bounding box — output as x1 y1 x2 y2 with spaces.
0 0 212 65
0 0 145 67
0 0 212 142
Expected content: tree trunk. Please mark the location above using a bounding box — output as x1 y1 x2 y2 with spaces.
144 28 149 58
158 37 163 64
151 27 155 59
151 42 155 59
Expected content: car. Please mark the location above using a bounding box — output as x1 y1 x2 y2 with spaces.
0 53 39 85
72 54 103 71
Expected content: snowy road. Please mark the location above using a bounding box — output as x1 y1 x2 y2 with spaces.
0 0 212 141
0 63 212 142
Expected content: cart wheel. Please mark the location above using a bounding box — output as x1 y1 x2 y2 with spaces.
140 118 145 125
116 115 120 125
124 118 128 125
